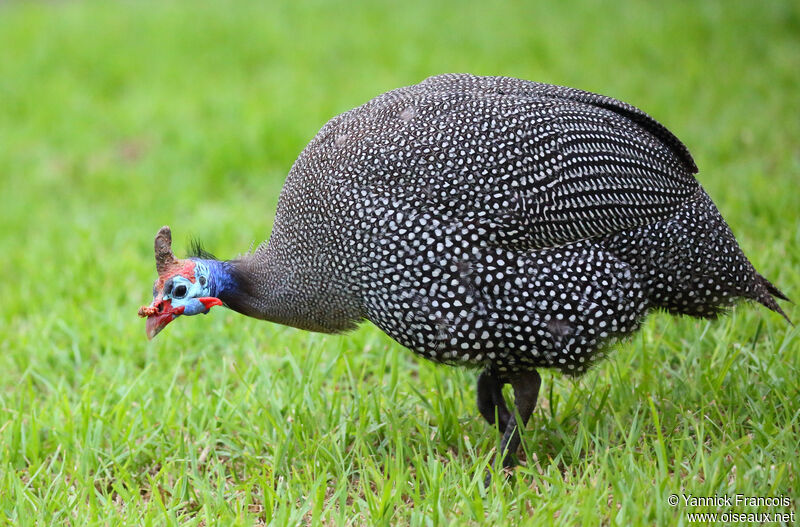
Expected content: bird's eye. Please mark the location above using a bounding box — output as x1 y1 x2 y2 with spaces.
173 285 187 298
199 276 206 286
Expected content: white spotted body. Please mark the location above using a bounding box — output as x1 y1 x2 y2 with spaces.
233 74 788 375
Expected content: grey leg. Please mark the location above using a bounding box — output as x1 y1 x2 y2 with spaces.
476 369 511 431
485 369 542 486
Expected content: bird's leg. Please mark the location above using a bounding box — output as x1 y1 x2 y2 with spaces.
485 369 541 485
476 369 511 431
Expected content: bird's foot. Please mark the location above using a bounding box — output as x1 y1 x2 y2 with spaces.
483 458 518 487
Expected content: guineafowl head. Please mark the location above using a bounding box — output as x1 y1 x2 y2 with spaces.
138 226 224 339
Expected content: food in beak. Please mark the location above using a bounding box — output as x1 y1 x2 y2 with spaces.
139 299 178 340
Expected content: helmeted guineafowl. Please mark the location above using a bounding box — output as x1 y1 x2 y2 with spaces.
139 74 790 481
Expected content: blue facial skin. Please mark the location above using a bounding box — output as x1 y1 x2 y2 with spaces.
202 259 238 299
157 259 234 316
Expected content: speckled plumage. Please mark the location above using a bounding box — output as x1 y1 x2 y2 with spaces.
228 73 786 377
148 74 789 480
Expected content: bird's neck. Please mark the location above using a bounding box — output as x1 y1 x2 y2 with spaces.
199 251 362 334
200 259 238 299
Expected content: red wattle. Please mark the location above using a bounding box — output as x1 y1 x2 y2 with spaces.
198 297 223 310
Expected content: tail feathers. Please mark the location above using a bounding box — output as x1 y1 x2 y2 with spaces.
759 273 790 301
755 273 792 325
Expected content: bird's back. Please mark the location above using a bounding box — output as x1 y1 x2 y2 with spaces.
280 74 701 246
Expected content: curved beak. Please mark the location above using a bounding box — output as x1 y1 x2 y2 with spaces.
141 299 180 340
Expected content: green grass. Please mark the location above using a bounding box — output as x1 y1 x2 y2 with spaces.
1 0 799 524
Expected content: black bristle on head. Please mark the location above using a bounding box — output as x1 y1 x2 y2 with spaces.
187 238 217 261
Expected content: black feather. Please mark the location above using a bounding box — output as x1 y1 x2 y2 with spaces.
187 238 218 260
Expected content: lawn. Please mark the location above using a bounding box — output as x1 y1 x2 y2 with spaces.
1 0 798 525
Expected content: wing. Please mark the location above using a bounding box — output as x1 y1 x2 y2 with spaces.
414 74 702 248
292 73 701 250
